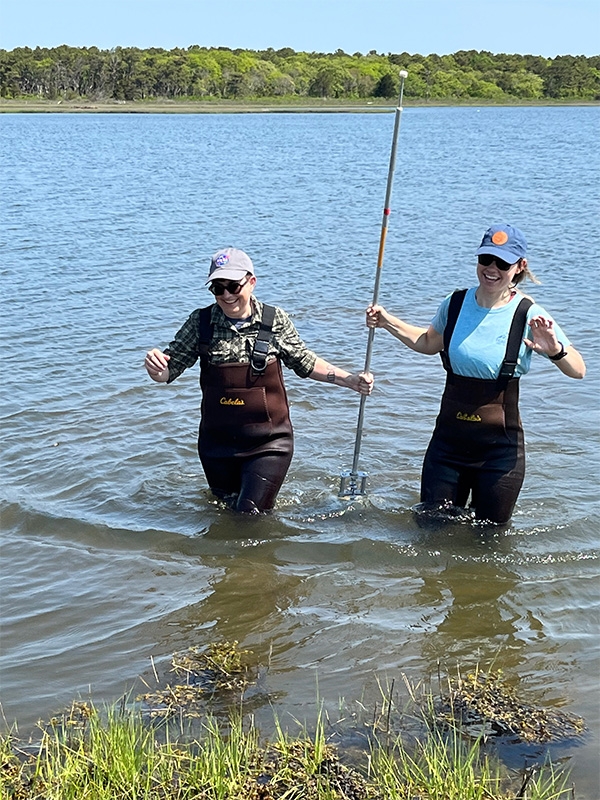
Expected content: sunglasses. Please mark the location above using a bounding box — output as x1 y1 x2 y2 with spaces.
478 254 520 271
208 277 249 296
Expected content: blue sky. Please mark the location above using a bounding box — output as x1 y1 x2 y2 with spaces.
1 0 598 56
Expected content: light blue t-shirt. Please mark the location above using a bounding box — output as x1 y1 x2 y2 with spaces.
431 288 569 379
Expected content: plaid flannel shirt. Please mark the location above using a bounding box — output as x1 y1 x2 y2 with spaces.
165 296 318 383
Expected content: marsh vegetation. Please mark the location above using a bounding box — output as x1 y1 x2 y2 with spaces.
0 643 583 799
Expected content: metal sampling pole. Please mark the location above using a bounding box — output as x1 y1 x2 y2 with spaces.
339 70 408 498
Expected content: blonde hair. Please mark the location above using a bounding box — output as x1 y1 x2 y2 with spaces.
512 260 540 286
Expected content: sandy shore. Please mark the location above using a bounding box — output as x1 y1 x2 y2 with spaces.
0 98 395 113
2 98 595 114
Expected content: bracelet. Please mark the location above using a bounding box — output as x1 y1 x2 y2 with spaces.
326 370 336 383
548 342 568 361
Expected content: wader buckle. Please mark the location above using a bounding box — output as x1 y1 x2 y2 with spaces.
250 339 269 374
249 304 276 375
499 361 517 380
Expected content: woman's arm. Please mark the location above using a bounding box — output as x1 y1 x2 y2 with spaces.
551 345 586 379
308 357 374 395
366 305 444 355
144 310 203 384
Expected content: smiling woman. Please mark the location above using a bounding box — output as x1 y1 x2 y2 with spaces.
144 247 373 513
365 222 586 525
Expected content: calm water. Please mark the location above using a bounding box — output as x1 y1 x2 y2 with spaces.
1 107 599 794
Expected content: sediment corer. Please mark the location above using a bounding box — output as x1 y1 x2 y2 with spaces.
339 69 408 498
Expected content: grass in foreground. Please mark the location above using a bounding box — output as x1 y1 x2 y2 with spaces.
0 702 575 799
0 645 580 799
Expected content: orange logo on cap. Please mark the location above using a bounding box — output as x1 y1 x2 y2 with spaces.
491 231 509 245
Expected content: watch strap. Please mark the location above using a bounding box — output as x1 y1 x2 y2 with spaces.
548 342 568 361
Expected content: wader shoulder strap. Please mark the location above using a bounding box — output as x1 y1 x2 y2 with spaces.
197 305 213 358
197 303 276 373
440 289 467 374
498 297 533 381
250 304 276 374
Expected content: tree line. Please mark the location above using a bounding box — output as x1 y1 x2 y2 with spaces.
1 45 598 102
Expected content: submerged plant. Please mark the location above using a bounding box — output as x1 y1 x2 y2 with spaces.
138 640 255 720
435 668 585 743
171 640 253 690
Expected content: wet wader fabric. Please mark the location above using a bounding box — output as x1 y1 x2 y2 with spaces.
421 290 532 523
196 305 294 512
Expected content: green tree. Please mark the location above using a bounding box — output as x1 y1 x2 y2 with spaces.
429 69 467 98
267 71 296 96
373 72 397 98
308 63 349 97
501 69 544 98
0 45 598 102
543 55 600 98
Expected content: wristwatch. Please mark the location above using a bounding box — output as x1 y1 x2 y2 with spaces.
548 342 568 361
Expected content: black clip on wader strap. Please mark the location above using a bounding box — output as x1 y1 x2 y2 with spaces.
250 304 276 375
498 297 533 383
440 289 467 378
197 303 276 374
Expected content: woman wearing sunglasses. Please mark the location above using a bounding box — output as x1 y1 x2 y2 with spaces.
145 247 373 513
365 223 585 525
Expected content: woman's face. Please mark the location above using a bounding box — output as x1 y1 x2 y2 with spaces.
476 256 525 293
213 275 257 318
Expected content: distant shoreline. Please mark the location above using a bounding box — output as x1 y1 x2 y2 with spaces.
1 98 598 114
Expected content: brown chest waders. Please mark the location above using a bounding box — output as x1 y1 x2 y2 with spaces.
196 305 293 512
420 290 532 524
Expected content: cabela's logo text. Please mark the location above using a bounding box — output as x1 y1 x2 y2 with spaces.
456 411 482 422
220 397 245 406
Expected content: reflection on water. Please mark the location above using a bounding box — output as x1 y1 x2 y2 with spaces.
416 559 525 670
1 107 599 797
161 555 304 659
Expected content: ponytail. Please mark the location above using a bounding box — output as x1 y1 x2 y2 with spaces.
512 260 541 286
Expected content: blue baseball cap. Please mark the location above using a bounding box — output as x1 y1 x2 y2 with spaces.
475 224 527 264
